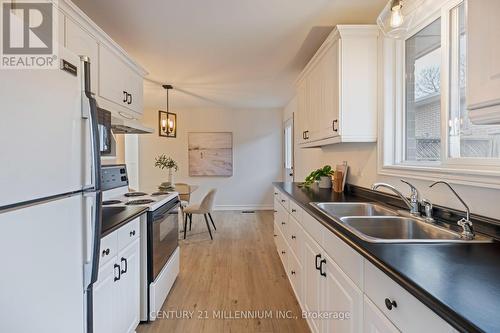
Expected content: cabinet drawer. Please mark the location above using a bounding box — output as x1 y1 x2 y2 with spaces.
301 212 326 247
287 215 304 265
287 249 303 304
364 261 454 333
99 232 117 267
278 192 290 211
322 228 363 288
289 200 303 223
276 229 288 270
117 217 140 251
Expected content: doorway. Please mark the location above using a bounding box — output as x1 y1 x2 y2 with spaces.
284 117 294 182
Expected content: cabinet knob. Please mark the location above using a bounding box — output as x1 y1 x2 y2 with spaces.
291 209 297 212
273 210 277 213
281 250 286 254
384 298 397 310
102 248 110 256
274 192 278 195
291 270 296 275
281 199 286 203
273 234 277 237
291 235 296 240
281 222 286 225
130 230 136 237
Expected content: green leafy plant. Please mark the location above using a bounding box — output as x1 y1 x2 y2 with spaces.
154 154 178 172
299 165 334 187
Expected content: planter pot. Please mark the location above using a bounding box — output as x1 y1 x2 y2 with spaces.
318 176 332 189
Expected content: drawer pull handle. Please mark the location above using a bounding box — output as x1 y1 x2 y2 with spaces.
281 200 286 203
273 234 277 237
273 210 277 213
120 257 128 275
291 270 296 275
315 254 322 270
281 250 286 254
130 230 136 237
113 264 121 282
385 298 397 310
319 259 326 277
291 209 297 212
281 222 286 225
102 248 110 257
274 192 278 195
291 235 296 240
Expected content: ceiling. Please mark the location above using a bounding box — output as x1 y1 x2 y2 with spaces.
72 0 386 109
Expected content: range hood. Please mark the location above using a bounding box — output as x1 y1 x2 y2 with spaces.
108 109 153 134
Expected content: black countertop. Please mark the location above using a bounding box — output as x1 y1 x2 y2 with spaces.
101 206 148 237
274 182 500 333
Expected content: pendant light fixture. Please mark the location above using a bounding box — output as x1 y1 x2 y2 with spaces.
377 0 414 39
159 84 177 138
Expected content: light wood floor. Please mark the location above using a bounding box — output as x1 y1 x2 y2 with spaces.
137 211 310 333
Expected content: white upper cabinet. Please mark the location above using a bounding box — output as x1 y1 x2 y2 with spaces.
98 44 144 116
296 25 378 147
65 17 99 94
58 0 147 118
467 0 500 124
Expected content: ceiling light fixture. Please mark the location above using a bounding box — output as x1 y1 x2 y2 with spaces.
159 85 177 138
377 0 414 39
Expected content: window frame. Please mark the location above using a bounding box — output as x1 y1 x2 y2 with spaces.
378 0 500 189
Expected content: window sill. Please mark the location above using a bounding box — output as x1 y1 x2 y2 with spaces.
378 164 500 189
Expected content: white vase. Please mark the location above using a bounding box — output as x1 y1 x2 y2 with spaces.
318 176 332 189
168 169 174 185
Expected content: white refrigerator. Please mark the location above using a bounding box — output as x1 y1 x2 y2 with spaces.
0 47 102 333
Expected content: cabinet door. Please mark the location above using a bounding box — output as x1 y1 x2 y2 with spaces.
467 0 500 122
99 45 129 108
318 40 340 140
93 258 118 333
302 232 323 333
126 70 144 115
363 296 400 333
297 80 309 144
65 18 99 94
321 254 363 333
116 238 141 333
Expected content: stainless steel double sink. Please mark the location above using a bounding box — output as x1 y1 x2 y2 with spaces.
310 202 492 243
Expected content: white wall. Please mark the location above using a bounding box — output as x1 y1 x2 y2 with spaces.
285 98 500 220
136 103 283 210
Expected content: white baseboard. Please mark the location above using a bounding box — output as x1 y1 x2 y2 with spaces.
214 204 274 211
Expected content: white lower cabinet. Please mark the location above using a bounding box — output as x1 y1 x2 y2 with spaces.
302 232 323 333
322 253 363 333
272 187 457 333
94 218 141 333
363 296 400 333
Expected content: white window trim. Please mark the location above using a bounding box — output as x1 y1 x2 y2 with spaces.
378 0 500 189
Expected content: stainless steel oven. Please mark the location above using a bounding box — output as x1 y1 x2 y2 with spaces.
147 198 179 299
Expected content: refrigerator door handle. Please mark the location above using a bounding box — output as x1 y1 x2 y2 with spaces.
81 56 101 192
84 190 102 289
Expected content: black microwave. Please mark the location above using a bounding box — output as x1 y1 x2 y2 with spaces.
97 108 112 155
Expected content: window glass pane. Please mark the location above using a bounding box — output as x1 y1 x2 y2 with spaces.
405 18 442 162
448 3 500 159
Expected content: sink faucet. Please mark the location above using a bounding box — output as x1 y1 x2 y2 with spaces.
371 180 421 216
429 181 474 240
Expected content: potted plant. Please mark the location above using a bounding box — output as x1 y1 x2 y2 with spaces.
299 165 334 188
154 154 178 186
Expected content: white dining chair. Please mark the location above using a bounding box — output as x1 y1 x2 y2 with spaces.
183 189 217 240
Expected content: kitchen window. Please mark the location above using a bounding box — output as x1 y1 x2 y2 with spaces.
379 0 500 188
